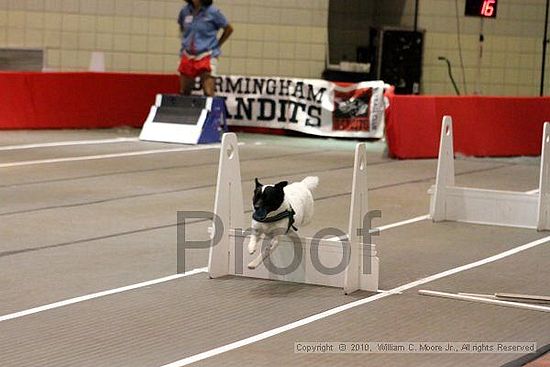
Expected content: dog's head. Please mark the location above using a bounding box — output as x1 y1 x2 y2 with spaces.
253 178 288 220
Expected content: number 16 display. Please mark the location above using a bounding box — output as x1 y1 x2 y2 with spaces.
465 0 498 18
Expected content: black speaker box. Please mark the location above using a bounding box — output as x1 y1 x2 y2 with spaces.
370 27 424 94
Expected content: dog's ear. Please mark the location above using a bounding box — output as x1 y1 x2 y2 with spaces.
275 181 288 190
255 178 262 188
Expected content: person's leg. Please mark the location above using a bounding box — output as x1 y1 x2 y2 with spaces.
179 74 194 95
200 73 215 96
198 56 217 96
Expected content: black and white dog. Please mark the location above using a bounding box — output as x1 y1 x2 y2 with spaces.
247 176 319 269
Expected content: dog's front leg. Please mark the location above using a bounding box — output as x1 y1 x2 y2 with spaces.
248 229 261 255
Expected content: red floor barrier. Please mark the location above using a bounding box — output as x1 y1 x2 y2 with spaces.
0 72 179 129
385 93 550 158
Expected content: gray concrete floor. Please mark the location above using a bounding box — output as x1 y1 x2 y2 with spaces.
0 129 548 367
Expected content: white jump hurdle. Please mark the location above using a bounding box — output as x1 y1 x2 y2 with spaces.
429 116 550 231
208 133 379 294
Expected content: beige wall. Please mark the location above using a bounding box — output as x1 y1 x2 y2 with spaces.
0 0 328 78
378 0 550 96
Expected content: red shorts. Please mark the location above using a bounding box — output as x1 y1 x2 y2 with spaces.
178 53 217 78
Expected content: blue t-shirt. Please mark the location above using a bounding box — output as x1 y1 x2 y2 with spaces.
178 4 228 57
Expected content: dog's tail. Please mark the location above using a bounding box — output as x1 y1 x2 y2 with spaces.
301 176 319 191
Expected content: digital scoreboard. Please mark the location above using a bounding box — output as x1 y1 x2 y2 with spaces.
465 0 498 18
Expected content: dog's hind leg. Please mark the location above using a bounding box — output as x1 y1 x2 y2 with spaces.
268 236 279 252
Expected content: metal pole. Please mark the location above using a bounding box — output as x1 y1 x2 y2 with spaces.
475 19 484 95
414 0 419 32
541 0 549 96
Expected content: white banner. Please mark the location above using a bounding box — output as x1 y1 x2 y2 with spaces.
211 76 386 139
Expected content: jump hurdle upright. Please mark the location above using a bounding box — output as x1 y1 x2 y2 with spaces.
208 133 379 294
429 116 550 231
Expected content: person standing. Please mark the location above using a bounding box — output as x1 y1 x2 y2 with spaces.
178 0 233 96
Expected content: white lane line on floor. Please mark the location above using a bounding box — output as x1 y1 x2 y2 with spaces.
0 267 208 323
526 189 539 195
159 235 550 367
0 137 140 151
0 143 241 168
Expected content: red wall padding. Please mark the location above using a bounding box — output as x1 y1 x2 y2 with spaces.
385 94 550 158
0 72 179 129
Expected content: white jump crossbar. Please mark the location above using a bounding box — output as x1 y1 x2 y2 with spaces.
419 290 550 313
207 133 379 294
429 116 550 231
